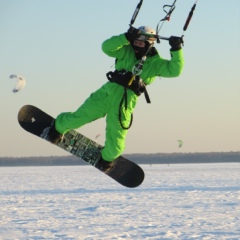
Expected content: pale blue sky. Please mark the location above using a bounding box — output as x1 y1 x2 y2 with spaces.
1 0 239 157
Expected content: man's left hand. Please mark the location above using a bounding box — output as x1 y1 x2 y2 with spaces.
169 36 183 51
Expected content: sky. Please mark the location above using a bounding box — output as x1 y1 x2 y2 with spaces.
0 0 240 157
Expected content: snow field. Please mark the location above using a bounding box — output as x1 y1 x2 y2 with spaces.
0 163 240 239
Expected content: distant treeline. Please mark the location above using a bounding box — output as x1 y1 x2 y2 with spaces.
0 152 239 166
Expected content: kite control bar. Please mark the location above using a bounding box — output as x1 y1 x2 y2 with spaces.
155 35 170 41
129 0 198 42
155 0 198 41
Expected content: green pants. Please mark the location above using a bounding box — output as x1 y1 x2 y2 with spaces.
55 82 138 161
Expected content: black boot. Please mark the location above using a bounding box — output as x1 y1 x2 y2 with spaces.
47 121 63 144
97 157 114 173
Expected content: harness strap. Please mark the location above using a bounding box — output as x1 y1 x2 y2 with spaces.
106 70 151 130
106 70 151 103
144 88 151 103
119 88 133 130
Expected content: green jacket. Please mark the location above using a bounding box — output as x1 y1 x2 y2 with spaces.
102 33 184 85
55 34 185 161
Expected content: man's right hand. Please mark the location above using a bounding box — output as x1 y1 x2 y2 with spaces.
125 26 140 42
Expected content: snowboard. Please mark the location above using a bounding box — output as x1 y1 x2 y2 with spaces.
18 105 144 188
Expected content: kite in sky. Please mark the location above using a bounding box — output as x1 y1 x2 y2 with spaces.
10 74 26 93
178 140 183 148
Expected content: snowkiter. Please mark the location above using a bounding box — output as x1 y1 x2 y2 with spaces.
48 26 184 172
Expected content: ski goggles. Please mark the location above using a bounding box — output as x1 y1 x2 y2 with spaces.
136 34 156 42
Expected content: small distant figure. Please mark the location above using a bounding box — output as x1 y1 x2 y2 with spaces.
178 140 183 148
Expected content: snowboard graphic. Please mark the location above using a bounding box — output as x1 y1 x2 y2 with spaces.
18 105 144 188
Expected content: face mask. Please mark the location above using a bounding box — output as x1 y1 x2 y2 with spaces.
132 41 150 60
132 45 146 59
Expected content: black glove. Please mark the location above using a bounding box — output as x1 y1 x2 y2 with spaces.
125 26 140 42
169 36 183 51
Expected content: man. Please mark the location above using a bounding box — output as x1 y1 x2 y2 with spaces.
48 26 184 172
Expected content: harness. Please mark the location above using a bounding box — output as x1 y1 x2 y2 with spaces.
106 70 150 102
106 70 151 130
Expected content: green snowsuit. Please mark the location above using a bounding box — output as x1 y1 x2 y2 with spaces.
55 33 184 161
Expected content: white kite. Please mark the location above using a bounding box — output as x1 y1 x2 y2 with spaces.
9 74 26 93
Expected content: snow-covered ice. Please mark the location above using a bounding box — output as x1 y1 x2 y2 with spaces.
0 163 240 239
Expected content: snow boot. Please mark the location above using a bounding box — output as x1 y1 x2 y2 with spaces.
47 121 63 144
97 157 115 173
